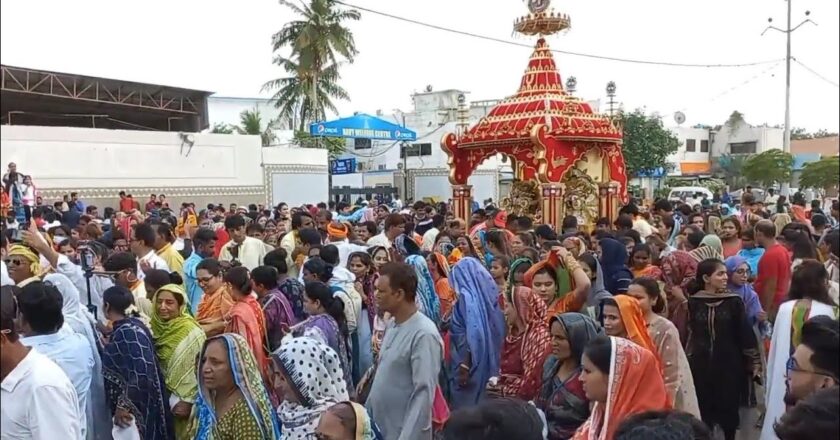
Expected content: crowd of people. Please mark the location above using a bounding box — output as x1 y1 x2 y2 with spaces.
1 171 839 440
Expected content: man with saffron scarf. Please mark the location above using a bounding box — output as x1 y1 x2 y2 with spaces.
448 257 506 409
327 221 369 268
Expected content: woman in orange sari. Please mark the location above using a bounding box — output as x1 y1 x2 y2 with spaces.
222 266 269 379
195 258 234 336
574 336 670 440
429 252 456 320
600 295 662 368
524 247 591 321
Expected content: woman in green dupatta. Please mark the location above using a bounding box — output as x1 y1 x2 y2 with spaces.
505 257 534 303
152 283 207 439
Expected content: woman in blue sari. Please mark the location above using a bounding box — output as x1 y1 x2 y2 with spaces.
448 257 506 409
194 333 281 440
100 286 175 440
406 254 441 327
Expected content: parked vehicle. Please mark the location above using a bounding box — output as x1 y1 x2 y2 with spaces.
668 186 714 206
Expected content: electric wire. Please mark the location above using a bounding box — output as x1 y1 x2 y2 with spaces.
792 57 840 88
335 0 783 68
662 61 783 120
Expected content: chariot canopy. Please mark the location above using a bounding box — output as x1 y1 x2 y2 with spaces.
440 0 628 229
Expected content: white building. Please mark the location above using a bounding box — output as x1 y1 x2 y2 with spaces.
332 89 510 204
664 126 713 176
711 118 784 158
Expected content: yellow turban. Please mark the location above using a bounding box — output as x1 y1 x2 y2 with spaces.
8 244 42 277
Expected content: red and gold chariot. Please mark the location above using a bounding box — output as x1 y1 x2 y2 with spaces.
441 0 628 231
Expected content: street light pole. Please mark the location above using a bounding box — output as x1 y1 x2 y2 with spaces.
762 1 816 194
400 113 408 202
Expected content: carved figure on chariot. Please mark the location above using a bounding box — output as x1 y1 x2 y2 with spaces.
440 0 628 232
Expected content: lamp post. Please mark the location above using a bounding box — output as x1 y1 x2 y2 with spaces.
762 2 816 195
565 76 577 95
606 81 617 116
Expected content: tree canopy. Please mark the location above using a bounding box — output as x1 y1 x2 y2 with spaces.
798 156 840 192
790 127 839 140
712 153 748 188
741 149 794 188
293 131 345 158
620 109 680 177
264 0 359 132
209 108 277 147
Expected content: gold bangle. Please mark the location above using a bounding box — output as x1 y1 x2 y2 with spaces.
563 255 581 272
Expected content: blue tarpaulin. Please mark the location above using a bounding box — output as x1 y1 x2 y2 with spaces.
309 113 417 141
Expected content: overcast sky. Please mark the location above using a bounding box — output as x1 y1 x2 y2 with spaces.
2 0 838 131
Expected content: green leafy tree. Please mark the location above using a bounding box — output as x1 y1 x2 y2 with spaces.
234 108 277 148
620 109 681 177
210 123 235 134
798 156 840 192
265 0 360 130
741 149 794 188
789 127 839 140
725 110 745 134
712 153 748 188
293 131 345 158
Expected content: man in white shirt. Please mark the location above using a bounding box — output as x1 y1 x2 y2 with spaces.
130 223 169 279
219 214 268 270
367 213 406 249
1 286 83 440
764 188 780 206
1 234 12 287
17 282 93 439
421 214 444 252
326 222 368 268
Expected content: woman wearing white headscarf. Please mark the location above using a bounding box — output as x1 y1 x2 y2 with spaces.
44 272 112 440
270 336 350 440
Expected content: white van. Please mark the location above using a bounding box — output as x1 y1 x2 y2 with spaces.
668 186 714 207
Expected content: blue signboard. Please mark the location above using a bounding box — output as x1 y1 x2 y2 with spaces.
331 158 356 175
310 113 417 141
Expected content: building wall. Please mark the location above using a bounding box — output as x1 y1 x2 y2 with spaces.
1 125 328 209
711 120 783 157
665 127 712 175
339 90 505 173
791 136 840 156
336 90 506 201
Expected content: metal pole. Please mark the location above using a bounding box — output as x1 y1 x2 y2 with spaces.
781 0 792 195
402 114 408 201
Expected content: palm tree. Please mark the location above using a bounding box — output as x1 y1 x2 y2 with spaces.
264 0 360 130
235 108 277 147
262 57 349 132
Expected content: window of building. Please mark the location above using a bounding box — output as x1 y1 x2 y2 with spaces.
685 139 696 152
354 138 372 150
700 140 709 152
400 143 433 158
729 141 757 154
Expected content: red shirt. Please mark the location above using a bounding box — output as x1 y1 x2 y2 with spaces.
754 243 792 308
119 198 134 213
214 228 230 258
